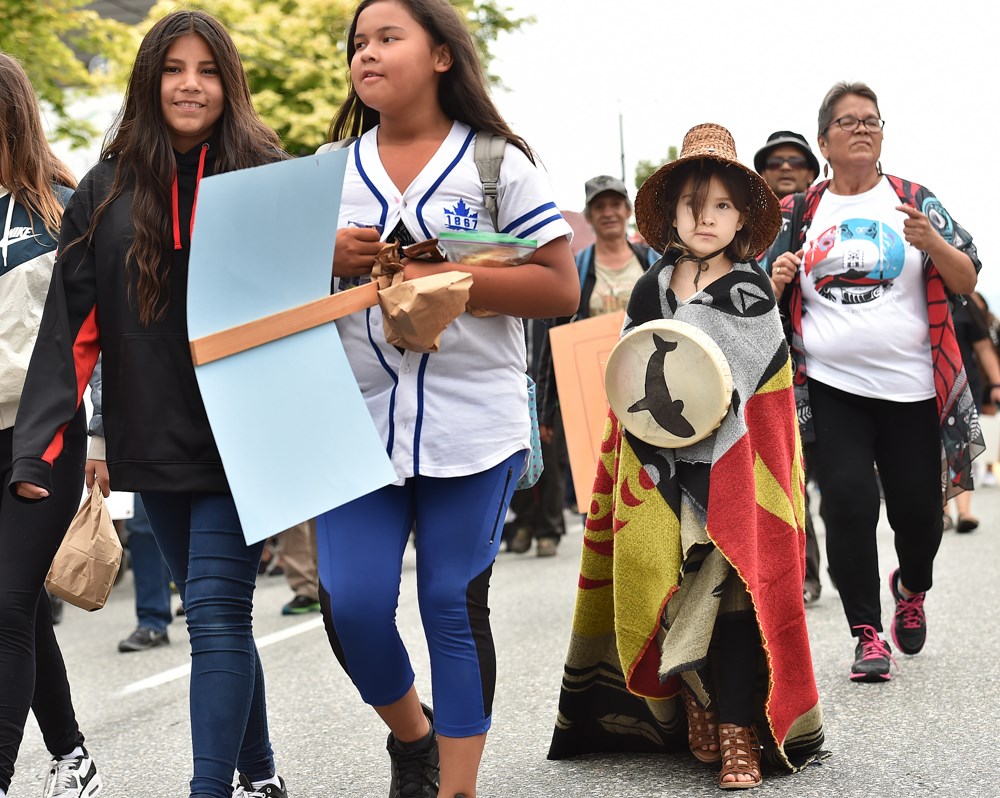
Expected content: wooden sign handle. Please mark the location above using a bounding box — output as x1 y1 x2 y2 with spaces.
190 282 379 366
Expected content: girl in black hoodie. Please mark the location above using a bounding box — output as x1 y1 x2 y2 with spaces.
11 12 289 798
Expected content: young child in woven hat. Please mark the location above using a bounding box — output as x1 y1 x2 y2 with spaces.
549 123 824 790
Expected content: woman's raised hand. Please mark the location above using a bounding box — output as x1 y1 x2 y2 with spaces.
770 249 802 299
896 203 977 293
896 204 941 252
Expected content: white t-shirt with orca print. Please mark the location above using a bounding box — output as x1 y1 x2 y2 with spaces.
800 177 933 401
334 121 573 481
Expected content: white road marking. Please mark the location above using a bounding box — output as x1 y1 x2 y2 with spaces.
119 616 325 695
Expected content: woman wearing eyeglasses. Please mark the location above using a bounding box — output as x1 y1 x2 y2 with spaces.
761 80 981 684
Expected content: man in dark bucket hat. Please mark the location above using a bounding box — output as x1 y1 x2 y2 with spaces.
753 131 822 606
754 131 819 200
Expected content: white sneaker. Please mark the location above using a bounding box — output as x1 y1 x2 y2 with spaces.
233 774 288 797
43 748 102 798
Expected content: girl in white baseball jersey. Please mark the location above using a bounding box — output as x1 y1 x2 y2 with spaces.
316 2 578 796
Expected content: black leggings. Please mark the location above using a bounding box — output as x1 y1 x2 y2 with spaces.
0 409 87 791
708 611 762 727
806 379 943 636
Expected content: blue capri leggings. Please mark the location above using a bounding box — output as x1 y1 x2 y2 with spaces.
316 451 523 738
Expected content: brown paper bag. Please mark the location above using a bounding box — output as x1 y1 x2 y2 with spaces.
370 241 472 351
45 485 123 611
378 271 472 352
372 242 407 291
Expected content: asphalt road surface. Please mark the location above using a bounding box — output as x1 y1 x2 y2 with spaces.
9 484 999 797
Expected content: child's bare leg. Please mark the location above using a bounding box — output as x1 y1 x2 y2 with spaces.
375 684 431 741
438 733 486 797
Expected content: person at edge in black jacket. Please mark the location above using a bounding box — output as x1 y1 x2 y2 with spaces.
0 50 103 798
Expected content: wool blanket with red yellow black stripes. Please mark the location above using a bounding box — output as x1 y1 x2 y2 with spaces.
548 258 824 772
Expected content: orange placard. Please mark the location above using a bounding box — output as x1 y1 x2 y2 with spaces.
548 311 624 509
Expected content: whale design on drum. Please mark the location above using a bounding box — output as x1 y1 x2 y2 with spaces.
627 334 696 438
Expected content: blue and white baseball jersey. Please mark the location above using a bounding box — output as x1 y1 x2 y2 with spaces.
335 121 572 480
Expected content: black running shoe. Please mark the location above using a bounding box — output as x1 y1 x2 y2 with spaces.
387 704 439 798
849 624 896 682
889 568 927 654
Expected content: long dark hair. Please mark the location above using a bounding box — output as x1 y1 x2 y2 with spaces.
0 52 77 236
75 10 288 325
328 0 533 163
658 160 755 263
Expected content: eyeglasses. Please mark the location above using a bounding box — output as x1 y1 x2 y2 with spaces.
765 155 811 170
827 116 885 133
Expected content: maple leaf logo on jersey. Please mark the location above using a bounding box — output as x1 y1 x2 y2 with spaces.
443 199 479 231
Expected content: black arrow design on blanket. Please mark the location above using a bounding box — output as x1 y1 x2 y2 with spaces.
627 334 696 438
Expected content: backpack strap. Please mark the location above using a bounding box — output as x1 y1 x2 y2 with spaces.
788 191 808 249
576 246 594 289
474 132 507 231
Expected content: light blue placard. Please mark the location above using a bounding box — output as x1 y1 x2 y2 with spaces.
189 151 348 337
188 151 397 543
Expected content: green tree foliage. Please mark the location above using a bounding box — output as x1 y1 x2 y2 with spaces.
0 0 132 146
635 145 678 191
134 0 531 155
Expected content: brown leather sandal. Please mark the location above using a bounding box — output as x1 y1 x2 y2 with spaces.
680 686 720 763
718 723 762 789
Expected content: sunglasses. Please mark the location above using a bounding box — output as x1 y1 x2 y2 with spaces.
765 155 810 170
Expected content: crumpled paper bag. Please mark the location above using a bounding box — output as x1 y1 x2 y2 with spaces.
45 485 123 611
373 242 471 352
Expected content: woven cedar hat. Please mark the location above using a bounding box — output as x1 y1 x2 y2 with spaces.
634 123 782 257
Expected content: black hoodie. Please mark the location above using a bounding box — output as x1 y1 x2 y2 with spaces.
12 138 231 494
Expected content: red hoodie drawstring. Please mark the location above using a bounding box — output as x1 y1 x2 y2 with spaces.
190 143 208 236
171 177 180 250
172 142 210 251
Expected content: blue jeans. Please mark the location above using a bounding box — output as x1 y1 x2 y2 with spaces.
141 491 273 798
126 495 173 634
